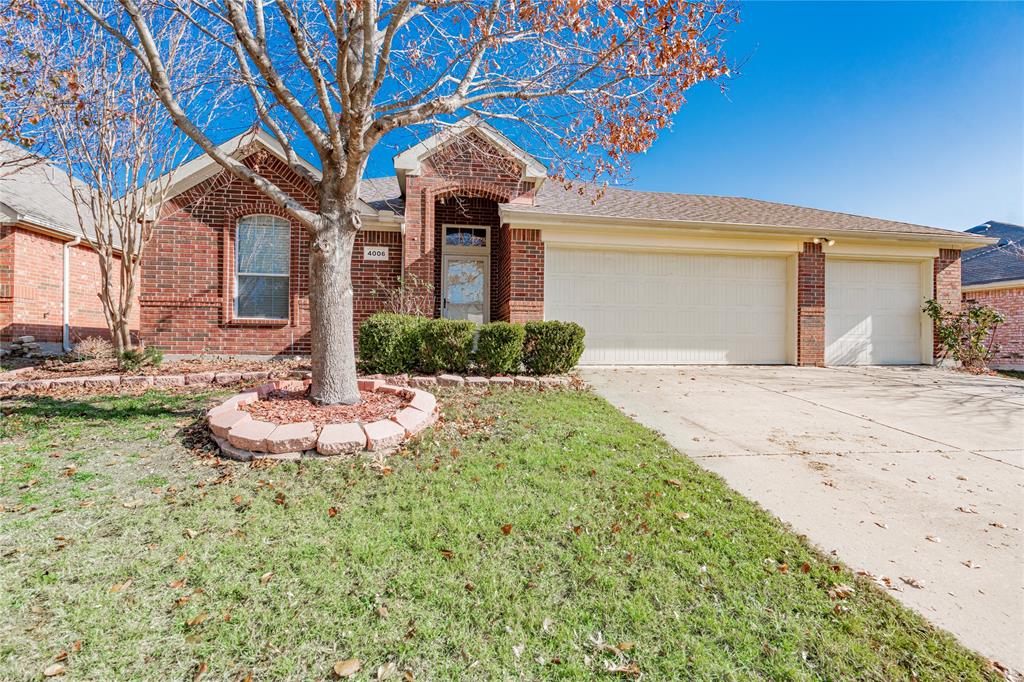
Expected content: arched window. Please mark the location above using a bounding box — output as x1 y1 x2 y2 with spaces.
235 215 290 320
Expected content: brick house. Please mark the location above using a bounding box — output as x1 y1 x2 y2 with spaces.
0 143 139 353
4 119 993 365
961 221 1024 370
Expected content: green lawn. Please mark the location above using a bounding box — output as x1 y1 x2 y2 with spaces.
0 388 1000 681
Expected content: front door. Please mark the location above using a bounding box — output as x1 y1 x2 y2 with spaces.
442 254 488 323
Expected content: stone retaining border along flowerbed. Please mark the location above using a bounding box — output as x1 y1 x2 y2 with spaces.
0 369 575 394
207 378 440 462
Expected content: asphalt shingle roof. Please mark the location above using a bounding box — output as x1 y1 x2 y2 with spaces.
0 141 100 243
357 174 984 241
961 221 1024 286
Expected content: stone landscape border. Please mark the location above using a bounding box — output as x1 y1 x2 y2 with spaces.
0 369 576 394
0 368 291 393
207 379 438 462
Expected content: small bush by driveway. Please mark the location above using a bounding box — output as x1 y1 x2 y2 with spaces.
586 365 1024 674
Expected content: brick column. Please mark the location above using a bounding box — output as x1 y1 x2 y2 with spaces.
797 242 825 366
933 248 961 359
507 228 544 322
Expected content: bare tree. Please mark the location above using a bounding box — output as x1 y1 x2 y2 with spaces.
7 7 210 357
67 0 736 404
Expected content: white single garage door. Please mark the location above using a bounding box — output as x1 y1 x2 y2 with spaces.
545 247 789 364
825 259 923 365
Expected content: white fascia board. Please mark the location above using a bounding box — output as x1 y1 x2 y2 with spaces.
962 279 1024 293
498 207 998 249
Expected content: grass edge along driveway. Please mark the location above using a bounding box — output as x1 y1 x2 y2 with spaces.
0 387 1004 681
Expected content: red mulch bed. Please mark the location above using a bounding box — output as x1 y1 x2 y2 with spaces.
241 389 406 429
1 357 308 381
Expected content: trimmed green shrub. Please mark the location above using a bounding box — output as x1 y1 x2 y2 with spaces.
475 322 525 375
419 318 476 374
522 321 585 375
119 345 163 371
358 313 426 374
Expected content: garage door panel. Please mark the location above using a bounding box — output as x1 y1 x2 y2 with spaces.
545 247 789 365
825 260 922 365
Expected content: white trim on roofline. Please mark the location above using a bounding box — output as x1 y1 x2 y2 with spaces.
392 114 547 196
498 206 998 249
962 278 1024 293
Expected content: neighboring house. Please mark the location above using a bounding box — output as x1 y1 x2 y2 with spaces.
961 221 1024 370
8 118 992 365
0 143 139 353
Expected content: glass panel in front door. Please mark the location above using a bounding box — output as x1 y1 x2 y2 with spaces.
443 257 486 323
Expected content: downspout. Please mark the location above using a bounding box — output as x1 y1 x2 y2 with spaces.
399 221 407 308
62 235 81 353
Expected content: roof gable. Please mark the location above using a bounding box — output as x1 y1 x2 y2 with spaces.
392 115 546 195
156 128 378 216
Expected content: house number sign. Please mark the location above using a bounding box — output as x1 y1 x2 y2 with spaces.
363 246 389 261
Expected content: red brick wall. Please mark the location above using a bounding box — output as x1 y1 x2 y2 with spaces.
0 226 12 339
797 242 825 366
963 286 1024 369
506 228 544 322
933 249 961 359
0 226 136 344
140 150 400 355
68 239 140 343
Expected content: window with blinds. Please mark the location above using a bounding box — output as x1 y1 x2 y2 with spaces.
235 215 290 320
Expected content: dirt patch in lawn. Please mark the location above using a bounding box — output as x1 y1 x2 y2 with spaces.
241 389 405 429
1 356 308 380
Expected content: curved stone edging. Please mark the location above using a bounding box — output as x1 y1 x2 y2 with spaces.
206 379 438 462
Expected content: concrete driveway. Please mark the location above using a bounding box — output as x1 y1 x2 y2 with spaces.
584 365 1024 672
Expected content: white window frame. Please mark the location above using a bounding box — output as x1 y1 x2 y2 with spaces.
441 224 490 323
234 214 291 321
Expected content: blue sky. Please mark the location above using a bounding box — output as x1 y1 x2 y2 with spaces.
624 1 1024 231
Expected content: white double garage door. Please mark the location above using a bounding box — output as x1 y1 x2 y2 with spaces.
545 247 926 366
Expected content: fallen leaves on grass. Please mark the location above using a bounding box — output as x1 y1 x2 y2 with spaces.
186 612 210 627
828 584 855 600
168 578 187 589
193 662 208 681
333 659 361 678
109 579 132 593
501 523 513 535
664 479 682 489
43 663 65 677
260 571 274 586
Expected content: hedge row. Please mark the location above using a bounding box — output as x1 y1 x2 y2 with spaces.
358 314 584 376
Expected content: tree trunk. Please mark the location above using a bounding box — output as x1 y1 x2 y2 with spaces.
308 208 361 405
